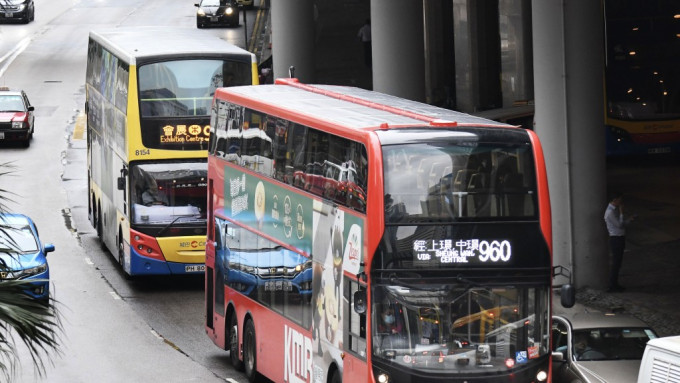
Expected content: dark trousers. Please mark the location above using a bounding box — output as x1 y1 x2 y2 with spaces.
609 235 625 288
363 42 372 68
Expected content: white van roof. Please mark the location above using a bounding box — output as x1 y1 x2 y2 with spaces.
647 335 680 354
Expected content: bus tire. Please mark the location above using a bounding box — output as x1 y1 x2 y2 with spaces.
96 204 102 238
329 368 341 383
117 231 131 280
243 319 258 383
96 204 106 249
229 313 244 371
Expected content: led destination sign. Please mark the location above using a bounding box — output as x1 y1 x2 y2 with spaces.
141 117 211 150
413 238 512 265
160 124 210 144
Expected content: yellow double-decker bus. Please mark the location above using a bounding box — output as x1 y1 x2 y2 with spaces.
85 27 258 276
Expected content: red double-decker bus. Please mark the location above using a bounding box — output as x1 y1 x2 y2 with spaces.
205 78 564 383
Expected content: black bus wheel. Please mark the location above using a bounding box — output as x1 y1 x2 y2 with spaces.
243 319 258 382
229 314 244 371
330 368 341 383
117 233 131 280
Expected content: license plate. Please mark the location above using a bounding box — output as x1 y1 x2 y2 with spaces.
4 13 13 18
0 132 4 139
210 16 217 22
185 265 205 273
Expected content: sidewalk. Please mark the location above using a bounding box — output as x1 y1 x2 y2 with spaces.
572 238 680 337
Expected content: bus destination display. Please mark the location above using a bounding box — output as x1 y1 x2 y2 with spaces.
413 238 512 265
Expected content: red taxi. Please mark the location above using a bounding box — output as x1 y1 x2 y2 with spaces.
0 87 35 147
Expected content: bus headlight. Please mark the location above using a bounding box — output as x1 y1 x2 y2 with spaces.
225 7 234 15
376 372 390 383
536 370 548 382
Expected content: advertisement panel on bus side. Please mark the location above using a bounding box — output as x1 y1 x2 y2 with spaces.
222 164 365 267
220 163 367 382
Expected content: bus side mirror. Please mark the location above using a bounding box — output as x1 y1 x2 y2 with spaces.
117 168 128 191
560 284 575 308
552 350 566 363
353 290 366 314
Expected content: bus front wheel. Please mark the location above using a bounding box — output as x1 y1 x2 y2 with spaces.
330 369 341 383
117 232 131 280
229 314 244 371
243 319 258 383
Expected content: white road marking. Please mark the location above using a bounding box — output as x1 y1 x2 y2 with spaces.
0 37 31 79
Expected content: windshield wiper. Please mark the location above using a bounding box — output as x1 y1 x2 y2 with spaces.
156 214 201 237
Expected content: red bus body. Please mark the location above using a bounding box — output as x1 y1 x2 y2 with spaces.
205 78 555 383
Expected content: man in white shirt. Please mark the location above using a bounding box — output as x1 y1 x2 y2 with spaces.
603 192 635 292
357 19 371 68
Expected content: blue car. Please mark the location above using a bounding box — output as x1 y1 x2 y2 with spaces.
0 213 55 301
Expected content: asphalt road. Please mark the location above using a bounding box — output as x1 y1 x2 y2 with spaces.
1 0 261 381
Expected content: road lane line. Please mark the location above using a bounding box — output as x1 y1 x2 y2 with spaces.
0 37 31 79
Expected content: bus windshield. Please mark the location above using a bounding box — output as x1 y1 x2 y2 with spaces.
130 161 207 226
372 284 550 374
139 59 251 117
383 138 536 223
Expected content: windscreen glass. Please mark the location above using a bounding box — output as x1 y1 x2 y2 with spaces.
383 138 537 223
372 284 550 374
139 59 251 117
130 161 207 227
571 328 657 361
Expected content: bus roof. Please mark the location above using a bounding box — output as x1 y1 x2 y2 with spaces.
215 78 515 131
88 27 254 65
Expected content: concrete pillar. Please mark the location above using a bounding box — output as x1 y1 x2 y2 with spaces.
423 1 455 108
270 0 315 83
371 0 426 102
532 0 608 289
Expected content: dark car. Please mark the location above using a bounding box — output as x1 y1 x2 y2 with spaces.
195 0 239 28
0 0 34 24
0 86 35 147
0 213 55 302
552 311 658 383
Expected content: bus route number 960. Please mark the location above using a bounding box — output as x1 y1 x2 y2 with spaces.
478 240 511 262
